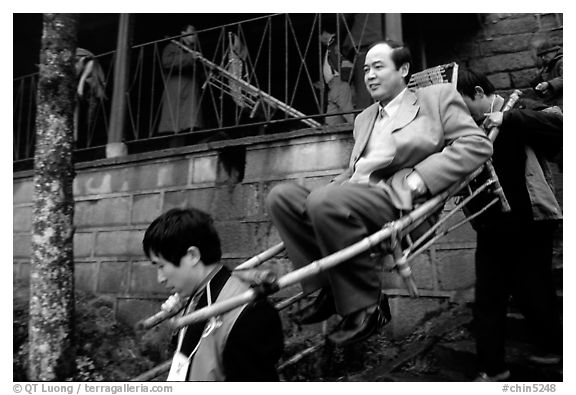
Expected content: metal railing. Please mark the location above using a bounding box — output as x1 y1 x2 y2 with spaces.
14 14 377 163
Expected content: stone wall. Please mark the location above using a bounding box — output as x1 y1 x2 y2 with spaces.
13 126 478 337
425 13 563 91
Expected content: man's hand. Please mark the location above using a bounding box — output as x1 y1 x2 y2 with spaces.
535 81 551 95
406 171 428 198
482 112 504 130
161 293 184 313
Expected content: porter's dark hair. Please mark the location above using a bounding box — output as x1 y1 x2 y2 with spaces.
143 208 221 266
457 69 496 98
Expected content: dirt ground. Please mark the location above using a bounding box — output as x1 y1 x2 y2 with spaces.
279 302 563 382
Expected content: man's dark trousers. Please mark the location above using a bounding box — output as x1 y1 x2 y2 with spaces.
266 182 399 316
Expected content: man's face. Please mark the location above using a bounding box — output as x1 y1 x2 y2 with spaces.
150 250 202 297
461 93 490 125
363 43 408 103
181 25 197 46
536 51 556 69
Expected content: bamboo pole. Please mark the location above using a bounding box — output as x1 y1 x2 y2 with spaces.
170 189 453 331
278 339 325 372
234 242 285 271
407 177 495 255
135 244 285 330
274 291 306 310
487 89 522 142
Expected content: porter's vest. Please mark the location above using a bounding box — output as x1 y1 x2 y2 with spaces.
187 275 249 381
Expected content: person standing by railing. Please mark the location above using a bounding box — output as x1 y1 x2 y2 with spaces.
74 47 107 147
157 25 205 147
320 30 354 126
341 13 385 110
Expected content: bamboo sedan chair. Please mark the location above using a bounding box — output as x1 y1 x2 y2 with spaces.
132 63 520 381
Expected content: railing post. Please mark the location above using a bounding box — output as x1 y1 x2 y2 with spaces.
106 13 132 158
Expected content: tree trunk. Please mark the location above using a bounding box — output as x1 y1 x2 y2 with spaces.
28 13 78 381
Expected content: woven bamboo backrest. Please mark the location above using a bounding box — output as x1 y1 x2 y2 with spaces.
407 62 458 92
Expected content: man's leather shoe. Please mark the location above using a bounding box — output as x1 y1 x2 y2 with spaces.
292 288 336 325
327 295 391 346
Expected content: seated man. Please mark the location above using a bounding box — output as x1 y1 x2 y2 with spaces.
265 40 493 346
142 208 284 381
530 34 563 109
457 69 562 381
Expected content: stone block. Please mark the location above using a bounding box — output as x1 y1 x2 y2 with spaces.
487 72 512 90
74 171 114 196
435 249 476 290
245 138 352 180
213 183 262 220
128 161 189 191
13 233 31 258
130 261 168 296
74 232 94 258
539 14 562 30
215 221 257 256
409 252 437 290
479 34 532 55
264 225 284 248
76 166 178 196
163 188 215 213
483 15 538 37
75 262 98 292
94 229 145 257
474 51 534 73
544 30 563 47
510 68 540 88
252 221 282 254
187 188 217 213
97 261 130 294
131 193 161 225
386 295 450 338
192 155 218 184
162 190 189 211
13 180 33 204
156 160 190 188
13 206 33 232
75 197 131 228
